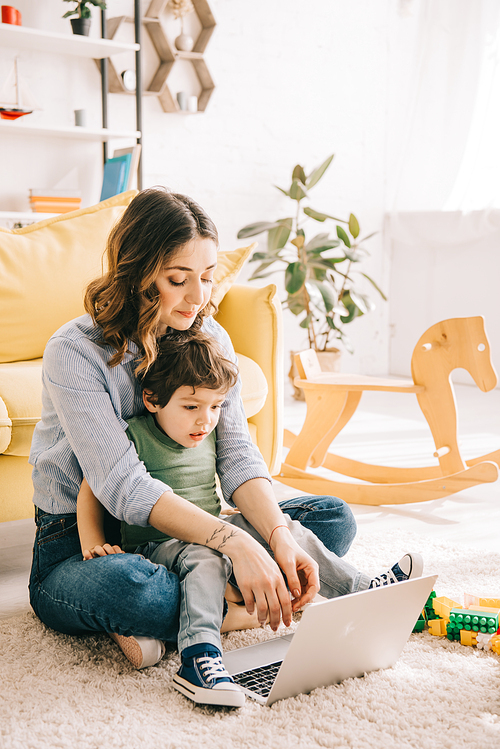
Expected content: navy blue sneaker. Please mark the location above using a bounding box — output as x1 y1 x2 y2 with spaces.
173 644 245 708
369 553 424 588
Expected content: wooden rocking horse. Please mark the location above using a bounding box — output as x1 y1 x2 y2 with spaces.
278 317 500 505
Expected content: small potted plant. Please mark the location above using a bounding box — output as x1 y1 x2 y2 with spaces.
237 155 386 397
63 0 107 36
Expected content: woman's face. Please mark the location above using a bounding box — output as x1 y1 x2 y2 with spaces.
155 237 218 335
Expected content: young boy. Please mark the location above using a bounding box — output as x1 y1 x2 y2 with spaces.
78 333 248 708
78 333 423 709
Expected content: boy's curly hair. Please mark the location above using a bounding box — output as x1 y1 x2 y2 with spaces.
141 332 239 408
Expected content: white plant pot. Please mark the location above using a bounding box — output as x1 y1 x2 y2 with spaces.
175 33 194 52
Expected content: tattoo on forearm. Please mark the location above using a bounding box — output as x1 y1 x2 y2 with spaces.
206 523 239 551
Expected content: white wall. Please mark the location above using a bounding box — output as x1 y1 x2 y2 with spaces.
1 0 397 374
388 211 500 386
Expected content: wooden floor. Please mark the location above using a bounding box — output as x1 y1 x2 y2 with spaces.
1 381 499 621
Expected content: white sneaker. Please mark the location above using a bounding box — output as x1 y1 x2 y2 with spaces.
109 632 166 669
369 553 424 588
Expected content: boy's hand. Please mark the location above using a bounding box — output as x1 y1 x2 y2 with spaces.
82 543 125 560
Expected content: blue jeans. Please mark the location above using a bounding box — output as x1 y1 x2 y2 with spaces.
29 495 359 641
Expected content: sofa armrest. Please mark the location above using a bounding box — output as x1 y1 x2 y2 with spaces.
215 283 283 475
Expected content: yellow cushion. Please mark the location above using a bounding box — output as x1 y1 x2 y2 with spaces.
212 243 256 306
215 284 283 475
0 360 42 456
0 353 266 457
0 190 255 365
0 191 138 364
236 354 268 418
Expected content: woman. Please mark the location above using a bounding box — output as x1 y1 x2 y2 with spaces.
28 187 361 667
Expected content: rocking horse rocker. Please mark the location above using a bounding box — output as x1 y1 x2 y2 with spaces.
278 317 500 505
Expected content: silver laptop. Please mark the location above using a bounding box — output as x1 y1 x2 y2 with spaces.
223 574 437 706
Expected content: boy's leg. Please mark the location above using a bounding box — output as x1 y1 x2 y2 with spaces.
148 540 245 708
30 511 181 643
278 495 357 558
149 540 232 653
225 512 371 598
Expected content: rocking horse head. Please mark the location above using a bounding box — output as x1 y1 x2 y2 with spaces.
411 316 498 393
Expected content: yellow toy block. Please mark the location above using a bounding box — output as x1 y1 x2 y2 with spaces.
460 630 477 647
479 597 500 608
466 605 500 615
428 618 448 636
464 594 500 609
491 636 500 655
433 596 461 619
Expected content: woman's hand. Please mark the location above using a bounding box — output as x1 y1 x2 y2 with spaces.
82 543 125 561
268 527 320 612
227 532 295 631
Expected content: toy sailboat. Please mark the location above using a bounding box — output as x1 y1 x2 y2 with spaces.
0 58 39 120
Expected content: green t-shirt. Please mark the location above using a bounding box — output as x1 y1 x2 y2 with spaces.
121 413 221 552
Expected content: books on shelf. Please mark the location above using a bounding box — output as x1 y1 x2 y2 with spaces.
113 145 141 190
29 189 82 214
100 144 141 201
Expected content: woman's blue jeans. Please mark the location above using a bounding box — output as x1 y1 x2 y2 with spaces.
29 495 358 643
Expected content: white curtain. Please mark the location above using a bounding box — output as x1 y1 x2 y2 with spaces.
386 1 500 384
387 0 500 212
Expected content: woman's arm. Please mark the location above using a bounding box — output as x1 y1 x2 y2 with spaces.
203 319 320 619
77 478 124 560
33 327 171 525
148 489 298 631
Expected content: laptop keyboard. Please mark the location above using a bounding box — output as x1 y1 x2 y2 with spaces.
232 661 283 697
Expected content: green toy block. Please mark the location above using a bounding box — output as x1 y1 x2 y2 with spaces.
449 608 498 635
413 615 426 633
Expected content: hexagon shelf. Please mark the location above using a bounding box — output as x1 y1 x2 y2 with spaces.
103 0 216 113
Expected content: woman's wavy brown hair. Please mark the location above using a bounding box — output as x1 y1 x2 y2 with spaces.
84 187 219 374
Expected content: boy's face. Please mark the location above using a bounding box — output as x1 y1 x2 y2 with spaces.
143 386 226 448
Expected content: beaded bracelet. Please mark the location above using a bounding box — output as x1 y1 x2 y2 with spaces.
268 524 289 547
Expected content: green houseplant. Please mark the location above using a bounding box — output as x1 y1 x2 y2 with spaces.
237 154 386 358
63 0 107 36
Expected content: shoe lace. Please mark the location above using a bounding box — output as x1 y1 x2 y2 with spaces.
370 568 398 587
197 655 231 683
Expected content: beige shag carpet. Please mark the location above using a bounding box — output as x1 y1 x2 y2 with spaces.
1 529 499 749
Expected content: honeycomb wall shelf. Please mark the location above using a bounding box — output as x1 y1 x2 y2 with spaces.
103 0 216 113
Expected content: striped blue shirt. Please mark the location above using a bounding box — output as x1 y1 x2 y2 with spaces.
29 314 271 526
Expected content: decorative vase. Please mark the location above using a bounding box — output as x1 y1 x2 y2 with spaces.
70 18 91 36
288 348 342 401
175 33 194 52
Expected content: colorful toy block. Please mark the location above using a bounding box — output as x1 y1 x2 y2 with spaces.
460 630 477 647
449 608 499 634
433 596 461 620
464 593 500 609
413 614 426 633
412 589 500 656
476 633 493 651
428 618 447 636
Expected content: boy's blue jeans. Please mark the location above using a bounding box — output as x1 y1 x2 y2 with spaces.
29 495 365 644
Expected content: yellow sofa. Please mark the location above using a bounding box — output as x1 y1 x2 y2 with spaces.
0 192 283 523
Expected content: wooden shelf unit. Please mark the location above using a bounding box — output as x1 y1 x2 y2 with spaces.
0 6 143 184
0 121 141 142
0 22 139 58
